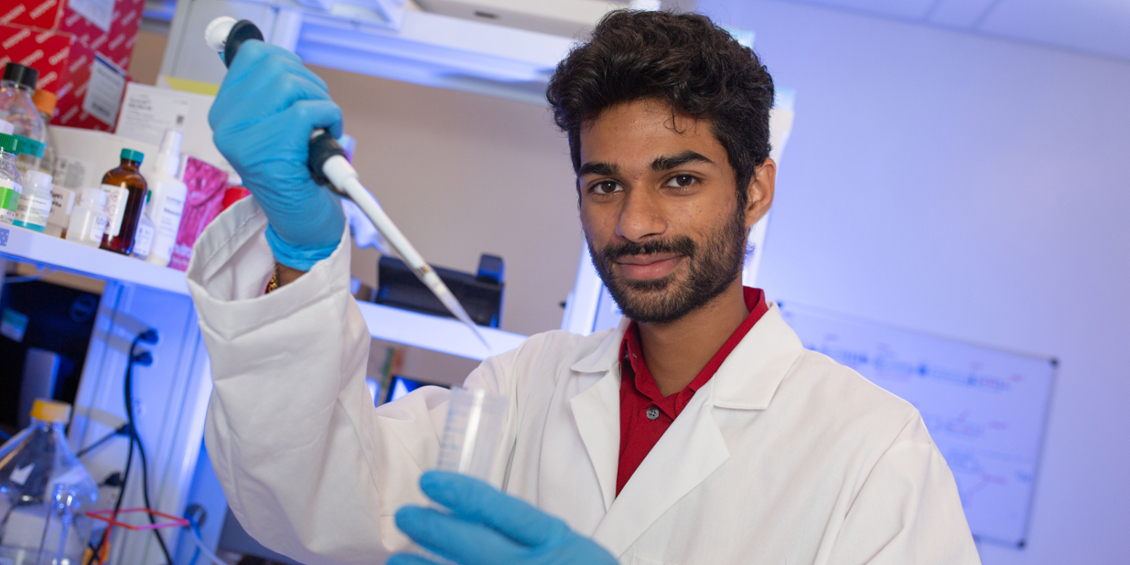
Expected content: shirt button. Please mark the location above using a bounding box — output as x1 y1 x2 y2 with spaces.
646 406 660 420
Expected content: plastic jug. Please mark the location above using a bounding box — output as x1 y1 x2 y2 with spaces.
0 400 98 565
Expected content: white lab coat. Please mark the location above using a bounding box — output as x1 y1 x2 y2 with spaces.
187 199 981 565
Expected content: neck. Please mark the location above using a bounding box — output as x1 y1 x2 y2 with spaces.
636 281 748 396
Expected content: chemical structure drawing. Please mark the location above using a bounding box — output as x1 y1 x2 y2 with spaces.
779 303 1055 549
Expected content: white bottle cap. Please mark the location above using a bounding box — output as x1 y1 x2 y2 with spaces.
0 119 13 135
23 170 52 196
80 186 107 209
157 128 183 177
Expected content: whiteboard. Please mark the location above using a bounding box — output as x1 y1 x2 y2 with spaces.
778 303 1056 548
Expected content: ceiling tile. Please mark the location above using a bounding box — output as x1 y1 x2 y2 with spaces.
926 0 998 29
977 0 1130 60
772 0 938 21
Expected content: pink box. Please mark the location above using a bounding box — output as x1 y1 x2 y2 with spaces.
168 156 228 271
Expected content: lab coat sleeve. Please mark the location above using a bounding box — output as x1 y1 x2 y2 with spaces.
827 415 982 565
186 199 458 564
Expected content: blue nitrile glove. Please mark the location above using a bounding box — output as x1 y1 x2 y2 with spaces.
208 40 345 270
389 471 619 565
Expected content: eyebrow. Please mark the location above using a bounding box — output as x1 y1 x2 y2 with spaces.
577 151 715 178
651 151 714 171
578 162 618 177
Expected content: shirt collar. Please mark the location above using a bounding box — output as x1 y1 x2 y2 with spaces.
622 287 768 409
570 293 804 411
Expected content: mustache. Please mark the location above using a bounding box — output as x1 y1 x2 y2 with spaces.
601 237 696 262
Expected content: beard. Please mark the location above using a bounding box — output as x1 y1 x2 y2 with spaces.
587 207 748 324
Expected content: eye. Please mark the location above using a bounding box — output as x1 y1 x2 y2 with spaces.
665 175 698 189
589 180 622 195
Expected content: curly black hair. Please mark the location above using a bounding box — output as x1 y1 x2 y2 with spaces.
546 10 775 210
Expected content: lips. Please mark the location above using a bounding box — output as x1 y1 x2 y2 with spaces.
615 253 682 280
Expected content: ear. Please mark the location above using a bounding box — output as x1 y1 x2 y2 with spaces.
744 158 776 229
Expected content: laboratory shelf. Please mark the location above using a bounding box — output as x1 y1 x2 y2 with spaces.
0 223 525 359
355 300 526 361
0 223 190 295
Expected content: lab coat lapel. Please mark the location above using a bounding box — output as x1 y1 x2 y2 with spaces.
569 319 631 511
591 385 728 558
587 304 803 557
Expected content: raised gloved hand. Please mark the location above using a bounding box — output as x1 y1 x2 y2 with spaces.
209 40 345 270
389 471 619 565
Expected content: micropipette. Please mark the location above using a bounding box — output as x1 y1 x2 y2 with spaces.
204 17 491 351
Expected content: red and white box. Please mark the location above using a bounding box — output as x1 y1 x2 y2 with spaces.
58 0 143 71
1 23 130 131
0 0 67 31
1 0 143 70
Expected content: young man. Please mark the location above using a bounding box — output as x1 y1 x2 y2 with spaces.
193 10 980 565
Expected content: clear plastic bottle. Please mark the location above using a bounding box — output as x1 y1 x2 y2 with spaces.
0 400 99 565
131 191 155 259
0 63 46 178
30 90 56 176
0 132 24 225
12 170 52 232
64 187 109 248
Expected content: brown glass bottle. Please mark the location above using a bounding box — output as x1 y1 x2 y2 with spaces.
100 148 148 255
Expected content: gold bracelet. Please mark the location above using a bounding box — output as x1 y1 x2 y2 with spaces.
266 265 280 293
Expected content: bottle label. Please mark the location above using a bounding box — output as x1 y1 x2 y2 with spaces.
147 185 186 263
47 187 76 228
101 183 129 237
54 158 86 190
133 220 155 258
158 193 185 235
14 192 51 228
13 135 44 159
0 178 23 222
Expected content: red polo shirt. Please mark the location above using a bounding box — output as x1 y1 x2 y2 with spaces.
616 286 769 495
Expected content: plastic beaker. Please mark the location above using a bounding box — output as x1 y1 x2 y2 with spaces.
435 388 507 481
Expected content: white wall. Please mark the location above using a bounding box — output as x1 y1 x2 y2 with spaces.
700 1 1130 563
312 64 583 338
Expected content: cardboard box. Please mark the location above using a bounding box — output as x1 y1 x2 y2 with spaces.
1 23 130 131
59 0 143 71
0 0 67 31
0 0 143 75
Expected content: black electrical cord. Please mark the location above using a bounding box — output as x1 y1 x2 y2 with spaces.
90 332 173 565
76 424 130 458
124 333 174 565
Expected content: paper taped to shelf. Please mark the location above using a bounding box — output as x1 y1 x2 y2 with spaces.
48 126 157 190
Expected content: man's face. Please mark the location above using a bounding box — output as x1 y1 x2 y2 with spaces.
577 99 769 324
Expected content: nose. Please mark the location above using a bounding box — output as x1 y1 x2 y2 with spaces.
616 188 666 243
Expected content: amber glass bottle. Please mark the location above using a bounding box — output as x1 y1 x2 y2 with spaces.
100 148 148 255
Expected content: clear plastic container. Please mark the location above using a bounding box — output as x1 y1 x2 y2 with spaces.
12 170 52 232
64 187 110 248
0 132 23 225
436 387 507 480
0 64 46 178
0 400 99 565
131 191 155 259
